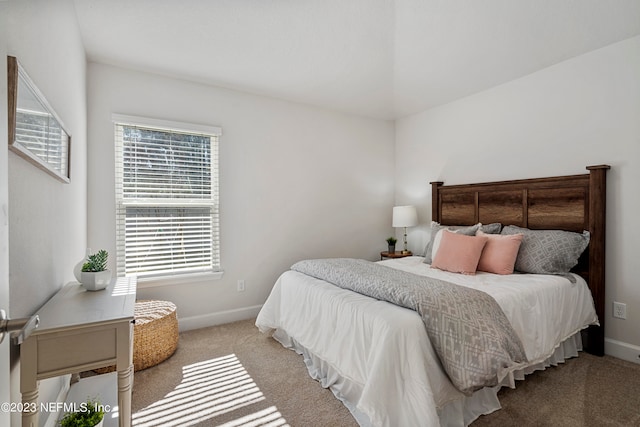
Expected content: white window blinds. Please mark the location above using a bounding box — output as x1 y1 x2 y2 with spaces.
16 108 69 177
114 115 221 278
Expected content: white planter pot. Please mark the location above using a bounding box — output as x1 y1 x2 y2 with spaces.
80 270 112 291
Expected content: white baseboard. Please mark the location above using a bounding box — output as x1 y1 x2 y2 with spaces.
605 338 640 365
178 305 263 331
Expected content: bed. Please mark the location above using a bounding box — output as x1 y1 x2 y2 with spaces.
256 165 609 426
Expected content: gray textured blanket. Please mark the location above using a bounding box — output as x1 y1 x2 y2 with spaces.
291 258 528 395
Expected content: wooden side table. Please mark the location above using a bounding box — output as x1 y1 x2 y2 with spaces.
380 251 413 260
20 277 136 427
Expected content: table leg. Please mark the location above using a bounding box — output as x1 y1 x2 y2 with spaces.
20 338 38 427
117 365 133 427
21 389 38 427
116 320 134 427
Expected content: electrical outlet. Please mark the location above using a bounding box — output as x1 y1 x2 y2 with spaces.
237 280 245 292
613 301 627 319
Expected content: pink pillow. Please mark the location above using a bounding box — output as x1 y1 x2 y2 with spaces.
431 230 488 275
476 231 524 275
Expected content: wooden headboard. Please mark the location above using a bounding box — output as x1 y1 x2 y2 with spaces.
430 165 610 356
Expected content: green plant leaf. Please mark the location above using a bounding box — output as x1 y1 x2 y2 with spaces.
58 399 104 427
81 250 109 272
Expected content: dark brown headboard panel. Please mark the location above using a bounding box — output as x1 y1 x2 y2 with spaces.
430 165 610 356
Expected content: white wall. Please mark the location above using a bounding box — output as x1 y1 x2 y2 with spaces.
87 63 395 329
5 0 87 424
0 2 12 425
395 36 640 361
6 0 88 317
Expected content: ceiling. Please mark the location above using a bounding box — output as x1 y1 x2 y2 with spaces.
73 0 640 120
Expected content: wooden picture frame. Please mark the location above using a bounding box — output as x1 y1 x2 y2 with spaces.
7 56 71 183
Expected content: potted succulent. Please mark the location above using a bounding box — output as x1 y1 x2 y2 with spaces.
59 399 104 427
80 249 111 291
386 237 397 253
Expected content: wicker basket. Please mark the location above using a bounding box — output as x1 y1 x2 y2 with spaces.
133 300 179 371
95 300 179 373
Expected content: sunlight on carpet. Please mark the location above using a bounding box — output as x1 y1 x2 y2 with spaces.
132 354 289 426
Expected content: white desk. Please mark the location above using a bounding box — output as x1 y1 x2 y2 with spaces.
20 277 136 427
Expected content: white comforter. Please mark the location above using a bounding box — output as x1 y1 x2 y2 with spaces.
255 256 598 426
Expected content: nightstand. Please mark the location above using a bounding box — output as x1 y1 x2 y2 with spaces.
380 251 413 260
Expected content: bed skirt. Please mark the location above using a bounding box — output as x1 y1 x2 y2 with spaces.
271 328 583 427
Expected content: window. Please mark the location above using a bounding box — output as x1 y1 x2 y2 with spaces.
114 115 221 279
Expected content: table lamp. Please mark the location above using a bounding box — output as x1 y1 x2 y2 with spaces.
392 205 418 254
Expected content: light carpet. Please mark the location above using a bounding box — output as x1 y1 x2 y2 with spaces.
131 319 640 426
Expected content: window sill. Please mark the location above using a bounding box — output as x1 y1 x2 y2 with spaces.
135 270 224 288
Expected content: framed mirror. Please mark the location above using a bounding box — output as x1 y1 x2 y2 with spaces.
7 56 71 183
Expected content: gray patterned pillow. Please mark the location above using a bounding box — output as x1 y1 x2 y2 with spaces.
423 222 480 264
500 225 590 275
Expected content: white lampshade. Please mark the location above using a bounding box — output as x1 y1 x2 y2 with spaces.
392 206 418 227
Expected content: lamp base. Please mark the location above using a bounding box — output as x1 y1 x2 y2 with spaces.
401 250 412 255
